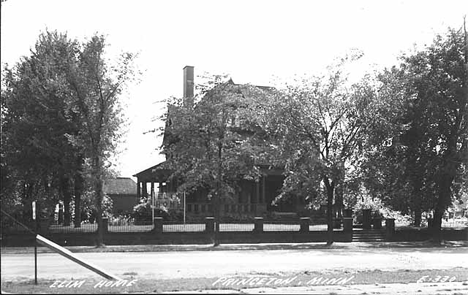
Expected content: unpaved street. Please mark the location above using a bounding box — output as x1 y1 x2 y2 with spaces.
2 244 468 281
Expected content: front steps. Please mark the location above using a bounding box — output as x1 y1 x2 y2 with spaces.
352 229 386 242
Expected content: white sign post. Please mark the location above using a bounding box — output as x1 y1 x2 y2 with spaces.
32 201 36 221
32 200 37 284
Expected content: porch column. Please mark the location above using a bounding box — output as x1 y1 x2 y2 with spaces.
150 182 155 197
158 182 163 194
137 180 141 199
142 181 148 198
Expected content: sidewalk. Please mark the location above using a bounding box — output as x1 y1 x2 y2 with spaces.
2 240 467 254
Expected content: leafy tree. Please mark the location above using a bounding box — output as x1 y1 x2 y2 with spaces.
268 52 380 245
1 31 81 226
395 27 467 240
64 34 138 246
359 66 431 225
2 31 138 246
363 26 467 239
162 75 273 245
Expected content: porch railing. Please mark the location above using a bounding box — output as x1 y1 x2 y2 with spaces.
184 203 266 214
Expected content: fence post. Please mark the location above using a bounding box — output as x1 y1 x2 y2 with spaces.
343 217 353 242
300 217 310 233
362 209 372 229
333 218 342 229
205 217 215 233
343 217 353 232
385 218 395 241
102 217 109 234
373 218 383 230
153 217 163 234
254 217 264 233
343 209 353 218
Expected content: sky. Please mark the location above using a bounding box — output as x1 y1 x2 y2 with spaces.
1 0 467 179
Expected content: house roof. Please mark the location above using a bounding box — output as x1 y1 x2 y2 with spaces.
133 161 173 182
136 75 280 183
104 177 137 195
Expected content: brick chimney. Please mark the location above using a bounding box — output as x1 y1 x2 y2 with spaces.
183 65 194 99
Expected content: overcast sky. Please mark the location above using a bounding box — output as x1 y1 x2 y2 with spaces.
1 0 467 179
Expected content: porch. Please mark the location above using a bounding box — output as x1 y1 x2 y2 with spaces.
133 162 297 216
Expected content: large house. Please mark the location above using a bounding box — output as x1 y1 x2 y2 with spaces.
134 66 307 218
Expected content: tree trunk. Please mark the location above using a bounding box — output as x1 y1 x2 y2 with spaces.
414 208 422 227
432 207 443 243
335 163 345 219
324 177 334 246
213 141 222 247
43 177 51 223
73 155 84 228
213 191 220 247
335 182 343 219
61 176 72 226
432 173 454 243
95 178 104 247
94 156 105 247
410 172 423 227
73 169 84 228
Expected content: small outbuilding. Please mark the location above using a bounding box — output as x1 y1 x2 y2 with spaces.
104 177 139 215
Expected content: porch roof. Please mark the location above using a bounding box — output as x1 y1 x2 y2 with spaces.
133 161 173 182
133 161 284 183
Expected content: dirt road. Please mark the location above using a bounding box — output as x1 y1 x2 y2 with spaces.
2 244 468 281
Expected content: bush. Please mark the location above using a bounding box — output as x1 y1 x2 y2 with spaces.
132 203 152 225
108 213 134 226
131 203 185 224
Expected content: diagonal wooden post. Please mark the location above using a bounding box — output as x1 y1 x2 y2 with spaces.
36 235 120 281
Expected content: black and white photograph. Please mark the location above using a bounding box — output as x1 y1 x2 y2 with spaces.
1 0 467 294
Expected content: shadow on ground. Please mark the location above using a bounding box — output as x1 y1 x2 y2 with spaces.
2 240 467 255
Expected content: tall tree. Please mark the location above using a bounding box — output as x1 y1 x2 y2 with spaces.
364 26 467 239
2 31 138 244
360 66 433 225
162 76 273 245
65 34 138 246
397 27 467 240
2 31 80 224
269 52 378 245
